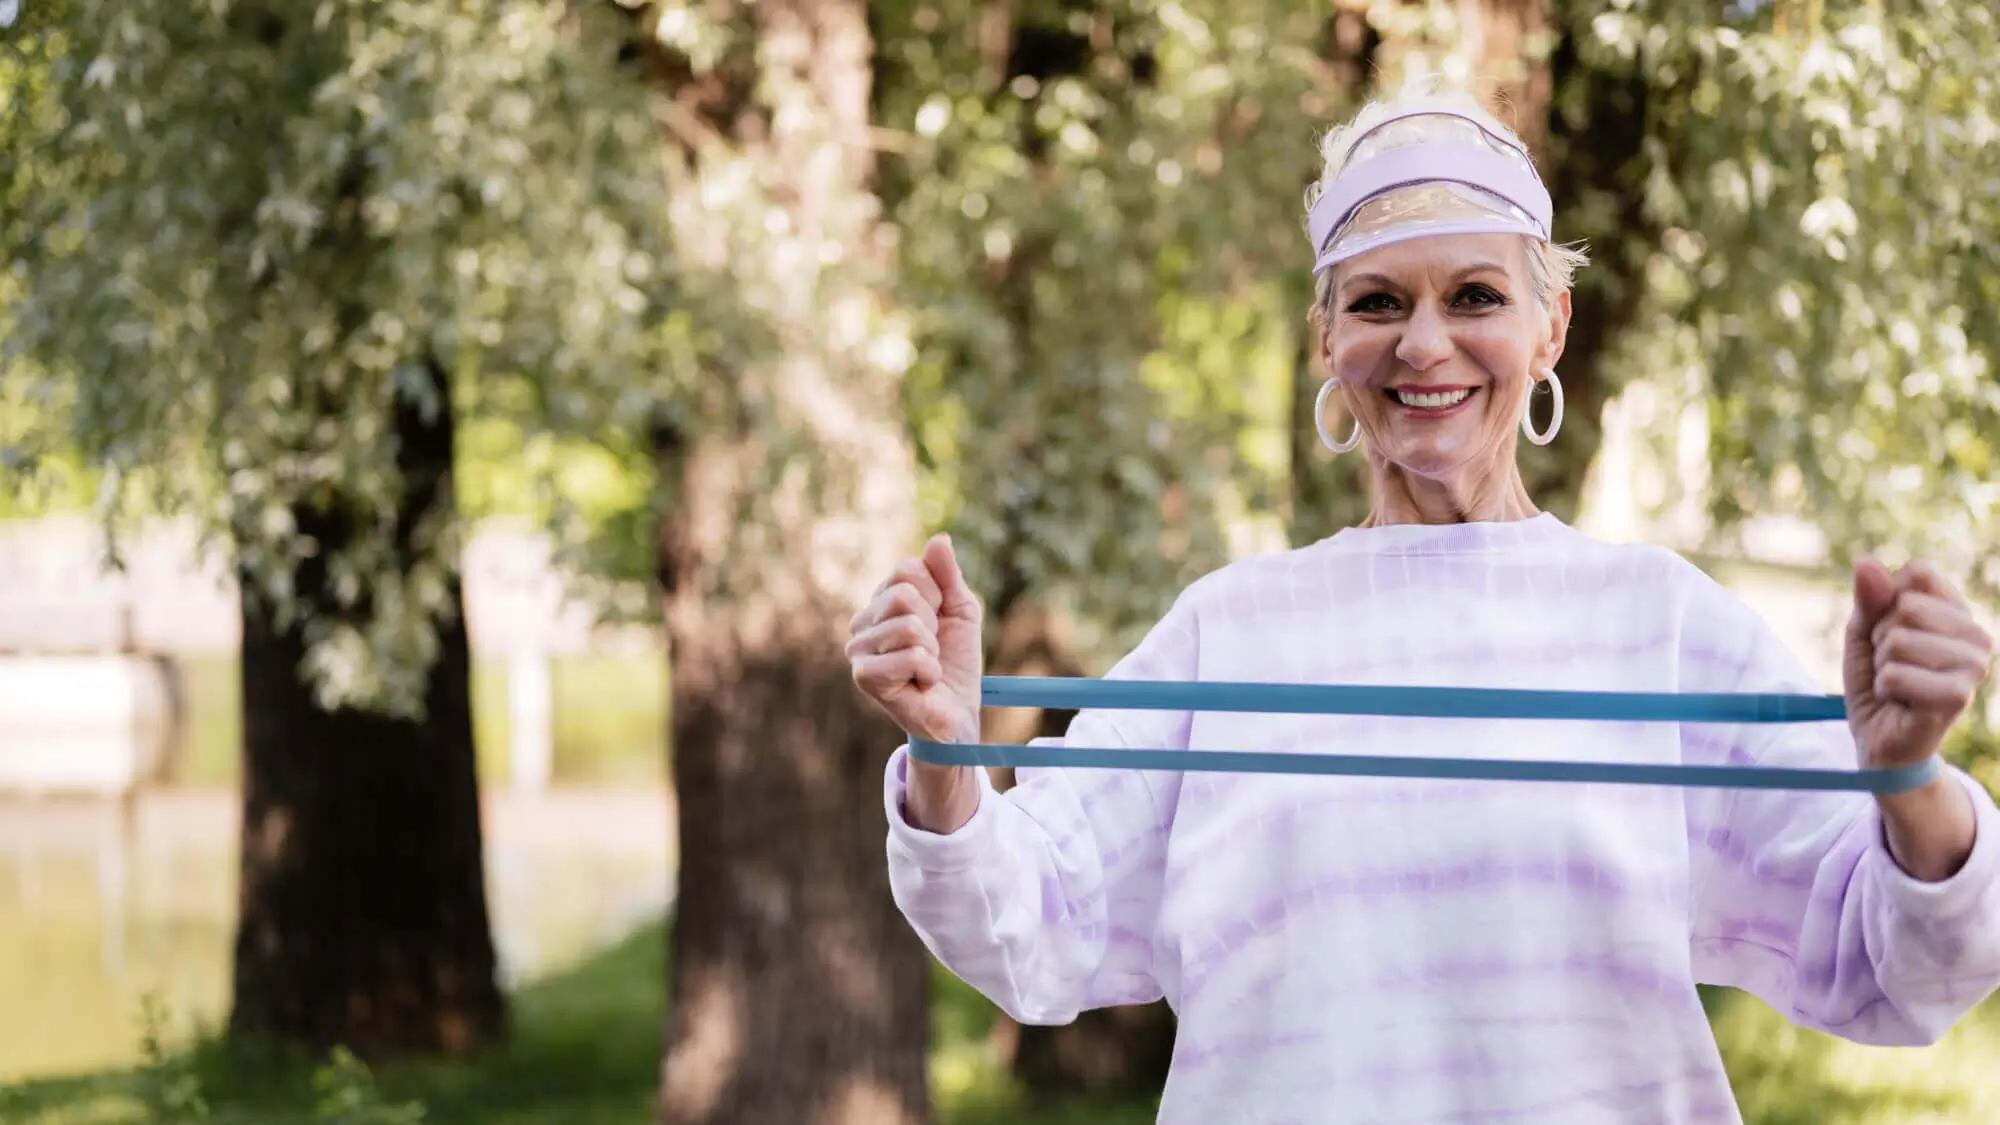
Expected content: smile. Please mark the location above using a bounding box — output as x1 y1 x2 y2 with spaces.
1388 387 1476 412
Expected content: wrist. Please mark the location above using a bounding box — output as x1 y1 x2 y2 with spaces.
906 757 981 835
1877 772 1978 883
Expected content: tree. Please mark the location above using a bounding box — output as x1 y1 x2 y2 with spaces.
1584 0 2000 609
2 0 681 1055
639 0 935 1121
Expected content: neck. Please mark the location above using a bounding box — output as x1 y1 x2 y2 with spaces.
1361 458 1539 527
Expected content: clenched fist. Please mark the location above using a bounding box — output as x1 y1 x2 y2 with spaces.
1844 557 1995 771
849 533 986 833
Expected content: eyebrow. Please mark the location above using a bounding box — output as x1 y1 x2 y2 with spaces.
1339 261 1510 296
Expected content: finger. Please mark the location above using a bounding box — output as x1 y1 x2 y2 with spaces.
844 614 941 663
852 649 943 697
923 533 980 619
1875 662 1978 714
851 581 941 639
1876 626 1992 676
1872 591 1992 651
1896 558 1968 607
1850 556 1897 636
860 557 944 621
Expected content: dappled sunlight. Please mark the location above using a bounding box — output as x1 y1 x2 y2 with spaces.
1706 987 2000 1124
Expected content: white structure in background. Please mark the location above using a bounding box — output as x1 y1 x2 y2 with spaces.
0 516 654 795
0 655 176 794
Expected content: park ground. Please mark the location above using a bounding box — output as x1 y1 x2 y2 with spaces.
2 916 1999 1125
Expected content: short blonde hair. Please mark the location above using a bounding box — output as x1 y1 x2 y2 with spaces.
1305 80 1588 326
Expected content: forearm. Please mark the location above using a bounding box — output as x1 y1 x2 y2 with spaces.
1879 772 1980 883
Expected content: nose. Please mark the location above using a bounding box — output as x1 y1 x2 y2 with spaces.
1395 303 1453 372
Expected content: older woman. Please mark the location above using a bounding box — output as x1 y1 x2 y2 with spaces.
846 87 1999 1123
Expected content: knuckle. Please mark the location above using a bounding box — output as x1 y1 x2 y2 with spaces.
1881 627 1913 659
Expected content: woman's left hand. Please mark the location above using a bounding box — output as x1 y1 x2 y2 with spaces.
1843 557 1995 769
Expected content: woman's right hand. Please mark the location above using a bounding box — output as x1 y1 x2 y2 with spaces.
849 533 985 833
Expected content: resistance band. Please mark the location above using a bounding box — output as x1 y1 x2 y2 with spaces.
907 677 1941 794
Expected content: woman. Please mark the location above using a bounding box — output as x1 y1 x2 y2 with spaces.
846 87 2000 1123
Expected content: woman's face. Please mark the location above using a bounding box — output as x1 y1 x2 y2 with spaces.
1318 234 1569 485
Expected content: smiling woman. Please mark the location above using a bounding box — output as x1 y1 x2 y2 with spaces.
1303 87 1587 527
849 76 2000 1125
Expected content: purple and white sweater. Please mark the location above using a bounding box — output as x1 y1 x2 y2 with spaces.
882 514 2000 1123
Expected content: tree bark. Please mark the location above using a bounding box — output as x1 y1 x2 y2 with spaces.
652 1 932 1122
657 432 931 1125
229 352 504 1057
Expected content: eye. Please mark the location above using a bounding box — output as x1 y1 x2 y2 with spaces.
1454 283 1507 308
1344 292 1400 315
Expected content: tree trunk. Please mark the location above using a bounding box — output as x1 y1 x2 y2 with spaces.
657 433 931 1125
1453 0 1552 153
653 1 931 1122
229 353 504 1057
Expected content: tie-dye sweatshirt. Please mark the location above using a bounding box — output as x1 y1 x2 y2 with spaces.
881 514 2000 1124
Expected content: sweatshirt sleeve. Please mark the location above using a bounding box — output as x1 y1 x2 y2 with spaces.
881 593 1200 1026
1678 566 2000 1045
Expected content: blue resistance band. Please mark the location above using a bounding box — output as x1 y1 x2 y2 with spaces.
907 677 1942 795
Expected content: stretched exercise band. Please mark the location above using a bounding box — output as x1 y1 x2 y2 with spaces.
906 677 1942 794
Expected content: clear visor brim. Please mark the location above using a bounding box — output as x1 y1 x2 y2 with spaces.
1315 182 1545 271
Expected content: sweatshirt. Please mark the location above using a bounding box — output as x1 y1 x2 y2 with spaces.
882 514 2000 1124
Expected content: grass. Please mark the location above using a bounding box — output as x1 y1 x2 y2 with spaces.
3 918 1998 1125
0 921 1154 1125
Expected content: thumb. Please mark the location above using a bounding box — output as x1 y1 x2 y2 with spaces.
1850 556 1897 632
1844 556 1896 697
923 533 979 618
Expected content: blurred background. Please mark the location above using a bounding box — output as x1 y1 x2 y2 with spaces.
2 0 1998 1123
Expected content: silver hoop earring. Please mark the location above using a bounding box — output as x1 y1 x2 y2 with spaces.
1522 368 1563 446
1314 377 1362 454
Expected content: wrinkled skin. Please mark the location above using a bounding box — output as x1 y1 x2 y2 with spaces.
1315 233 1570 527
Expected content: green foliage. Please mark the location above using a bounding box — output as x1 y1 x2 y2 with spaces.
873 0 1355 655
1569 0 2000 601
135 997 210 1125
0 0 711 714
308 1051 424 1125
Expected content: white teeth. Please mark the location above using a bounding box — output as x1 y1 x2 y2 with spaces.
1393 388 1473 409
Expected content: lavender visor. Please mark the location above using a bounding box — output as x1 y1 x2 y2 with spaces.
1307 110 1555 275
